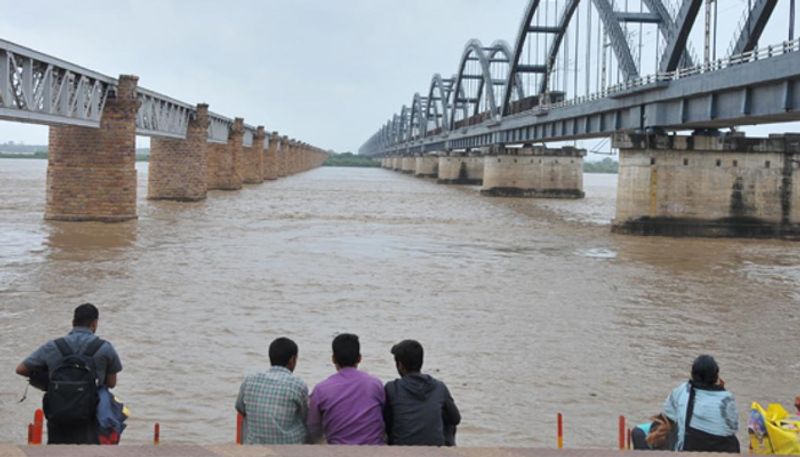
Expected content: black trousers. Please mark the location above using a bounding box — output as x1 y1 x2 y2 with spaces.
47 420 99 445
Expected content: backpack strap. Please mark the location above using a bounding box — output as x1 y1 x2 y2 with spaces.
53 338 73 357
685 382 697 430
82 338 106 357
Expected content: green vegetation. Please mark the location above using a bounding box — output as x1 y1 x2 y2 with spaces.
324 152 380 168
0 150 48 159
584 157 618 174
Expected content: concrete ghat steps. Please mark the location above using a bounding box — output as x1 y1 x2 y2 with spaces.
0 447 717 457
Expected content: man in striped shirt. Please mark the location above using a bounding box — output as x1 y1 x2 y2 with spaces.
235 337 309 444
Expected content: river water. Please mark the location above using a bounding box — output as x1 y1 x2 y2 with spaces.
1 158 799 448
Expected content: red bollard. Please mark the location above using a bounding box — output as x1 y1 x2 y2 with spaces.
27 424 33 445
236 412 244 445
32 409 44 445
153 423 160 445
618 416 626 451
557 412 564 449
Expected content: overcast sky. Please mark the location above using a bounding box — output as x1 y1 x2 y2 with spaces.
0 0 797 154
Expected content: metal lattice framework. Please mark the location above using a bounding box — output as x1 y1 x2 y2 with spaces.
361 0 796 156
0 38 295 151
208 112 233 144
136 88 194 139
0 39 113 128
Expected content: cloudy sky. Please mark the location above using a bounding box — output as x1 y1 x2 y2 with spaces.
0 0 797 154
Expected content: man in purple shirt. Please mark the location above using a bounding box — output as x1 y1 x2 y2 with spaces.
307 333 385 445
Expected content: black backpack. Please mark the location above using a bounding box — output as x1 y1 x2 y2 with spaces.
43 337 105 423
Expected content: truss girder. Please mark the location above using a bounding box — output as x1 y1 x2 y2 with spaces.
502 0 640 116
243 124 257 148
0 40 114 128
730 0 779 56
208 112 233 144
426 74 454 131
659 0 703 73
136 88 193 139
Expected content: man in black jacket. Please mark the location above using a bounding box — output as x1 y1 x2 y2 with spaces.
383 340 460 446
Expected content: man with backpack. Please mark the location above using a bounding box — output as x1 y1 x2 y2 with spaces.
15 303 123 444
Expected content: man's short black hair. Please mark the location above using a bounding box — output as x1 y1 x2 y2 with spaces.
269 337 298 367
73 303 99 328
332 333 360 367
391 339 424 373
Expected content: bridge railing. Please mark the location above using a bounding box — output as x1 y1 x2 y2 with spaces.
536 38 800 113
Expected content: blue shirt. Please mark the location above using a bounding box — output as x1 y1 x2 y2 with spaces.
23 327 123 386
663 381 738 451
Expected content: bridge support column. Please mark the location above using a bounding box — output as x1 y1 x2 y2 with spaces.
612 132 800 238
437 151 483 185
242 126 265 184
481 146 585 198
46 75 140 222
263 132 279 180
207 117 244 190
401 156 415 174
415 154 438 178
277 136 289 177
390 156 400 171
147 103 209 201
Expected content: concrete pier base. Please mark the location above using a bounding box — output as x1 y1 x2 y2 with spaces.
400 156 416 174
437 152 483 185
481 146 585 198
392 157 402 171
45 75 140 222
415 155 438 177
612 132 800 239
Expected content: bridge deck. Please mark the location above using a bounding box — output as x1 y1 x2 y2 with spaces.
0 446 708 457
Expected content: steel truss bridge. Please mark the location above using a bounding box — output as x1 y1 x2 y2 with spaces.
0 39 284 147
360 0 800 156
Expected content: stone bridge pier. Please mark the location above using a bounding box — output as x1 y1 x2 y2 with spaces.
242 126 266 185
277 136 289 177
263 132 280 180
46 75 140 221
207 118 245 191
481 145 585 198
437 150 484 185
147 104 210 201
613 132 800 239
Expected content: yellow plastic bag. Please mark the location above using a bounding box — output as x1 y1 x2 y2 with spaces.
749 402 800 455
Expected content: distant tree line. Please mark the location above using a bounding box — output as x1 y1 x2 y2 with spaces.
323 152 380 167
584 157 618 173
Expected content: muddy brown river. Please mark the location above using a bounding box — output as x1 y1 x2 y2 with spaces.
1 158 799 447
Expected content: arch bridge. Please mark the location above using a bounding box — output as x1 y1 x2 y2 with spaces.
366 0 800 239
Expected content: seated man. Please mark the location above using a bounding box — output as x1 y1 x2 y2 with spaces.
383 339 460 446
235 337 309 444
307 333 385 445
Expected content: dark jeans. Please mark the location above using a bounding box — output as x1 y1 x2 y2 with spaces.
47 420 99 445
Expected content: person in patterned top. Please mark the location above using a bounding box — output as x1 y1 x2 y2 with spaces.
235 337 309 444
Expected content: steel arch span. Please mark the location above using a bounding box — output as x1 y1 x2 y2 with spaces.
359 0 797 157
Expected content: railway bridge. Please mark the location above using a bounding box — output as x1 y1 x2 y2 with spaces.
361 0 800 239
0 39 328 222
